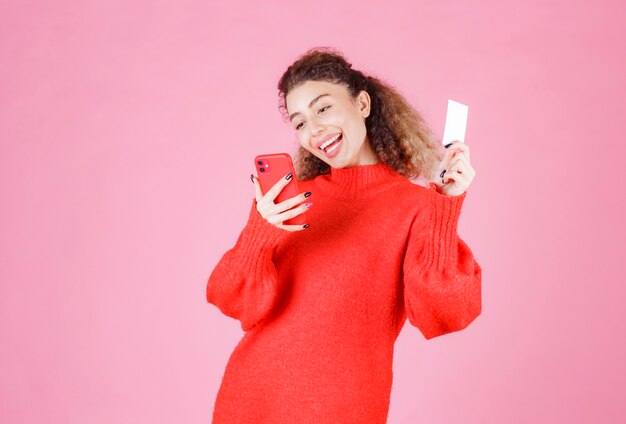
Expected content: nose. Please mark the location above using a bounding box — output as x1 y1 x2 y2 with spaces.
308 117 324 136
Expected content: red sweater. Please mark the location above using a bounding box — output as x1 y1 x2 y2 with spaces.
206 161 482 423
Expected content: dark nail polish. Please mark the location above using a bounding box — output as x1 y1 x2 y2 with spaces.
304 191 312 197
444 143 453 149
440 170 446 178
285 173 293 180
250 174 254 183
303 224 310 228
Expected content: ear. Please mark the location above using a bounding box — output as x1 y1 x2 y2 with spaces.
356 90 371 118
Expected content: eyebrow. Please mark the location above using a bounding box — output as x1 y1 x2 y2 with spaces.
289 93 331 122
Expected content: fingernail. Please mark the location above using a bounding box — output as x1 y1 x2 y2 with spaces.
303 224 310 228
440 170 446 178
444 143 453 149
305 202 313 208
285 173 293 180
304 191 312 197
250 174 254 183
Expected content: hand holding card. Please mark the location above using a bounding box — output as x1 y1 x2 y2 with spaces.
442 99 468 146
432 98 475 197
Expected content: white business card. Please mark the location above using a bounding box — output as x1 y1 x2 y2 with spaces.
442 99 469 145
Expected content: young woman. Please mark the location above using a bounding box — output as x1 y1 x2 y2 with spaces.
206 47 482 424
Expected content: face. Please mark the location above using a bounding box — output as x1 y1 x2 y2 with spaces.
285 80 379 168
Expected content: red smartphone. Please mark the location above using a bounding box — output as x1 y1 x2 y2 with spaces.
254 153 307 226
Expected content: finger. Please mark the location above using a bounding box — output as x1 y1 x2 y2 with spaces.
448 159 464 175
251 175 263 203
270 201 311 224
277 223 309 232
274 191 312 214
264 172 294 203
444 167 469 185
447 154 467 173
448 141 470 162
437 148 456 178
447 144 473 171
453 155 476 178
454 159 472 176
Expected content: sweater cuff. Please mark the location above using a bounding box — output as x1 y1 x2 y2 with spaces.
425 183 467 271
237 198 290 268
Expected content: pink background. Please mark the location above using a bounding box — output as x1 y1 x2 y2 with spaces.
2 0 625 423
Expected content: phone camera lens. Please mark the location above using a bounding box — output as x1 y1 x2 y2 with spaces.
257 161 263 165
259 168 265 172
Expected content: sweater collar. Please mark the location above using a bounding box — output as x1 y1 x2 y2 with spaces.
314 161 402 200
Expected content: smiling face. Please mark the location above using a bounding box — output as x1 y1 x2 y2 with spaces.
285 80 379 168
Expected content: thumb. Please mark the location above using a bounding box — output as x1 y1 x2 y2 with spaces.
251 174 263 203
435 149 454 181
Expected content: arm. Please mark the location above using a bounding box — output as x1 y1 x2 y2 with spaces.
400 184 482 340
206 198 290 331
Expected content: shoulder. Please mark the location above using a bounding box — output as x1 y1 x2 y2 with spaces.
385 174 438 202
360 175 436 224
390 176 468 226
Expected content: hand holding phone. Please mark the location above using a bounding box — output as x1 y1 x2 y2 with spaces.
251 153 311 231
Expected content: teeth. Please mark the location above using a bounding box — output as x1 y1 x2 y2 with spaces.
319 133 341 150
326 142 340 153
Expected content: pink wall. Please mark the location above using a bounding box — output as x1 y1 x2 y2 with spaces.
1 1 625 423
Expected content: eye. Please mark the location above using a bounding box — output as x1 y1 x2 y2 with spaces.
294 105 330 130
318 105 331 114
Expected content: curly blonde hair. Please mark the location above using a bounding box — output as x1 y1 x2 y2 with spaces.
277 47 445 182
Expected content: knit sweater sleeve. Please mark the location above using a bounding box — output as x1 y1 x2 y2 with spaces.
401 183 482 340
206 198 291 331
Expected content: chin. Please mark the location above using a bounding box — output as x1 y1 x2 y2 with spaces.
309 149 350 168
329 158 351 169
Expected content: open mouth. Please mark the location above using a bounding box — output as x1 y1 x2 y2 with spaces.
319 133 342 153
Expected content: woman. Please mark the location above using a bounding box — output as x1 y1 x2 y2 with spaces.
206 47 482 424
